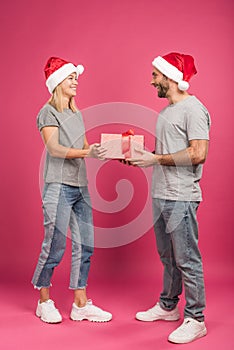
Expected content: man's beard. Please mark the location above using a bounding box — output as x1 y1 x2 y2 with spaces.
157 83 169 98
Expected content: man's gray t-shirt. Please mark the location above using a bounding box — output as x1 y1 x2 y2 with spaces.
152 96 211 201
37 104 88 187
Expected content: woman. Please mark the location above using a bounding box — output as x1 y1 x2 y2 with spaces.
32 56 112 323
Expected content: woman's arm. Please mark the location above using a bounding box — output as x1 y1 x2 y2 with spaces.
83 135 90 150
41 126 90 159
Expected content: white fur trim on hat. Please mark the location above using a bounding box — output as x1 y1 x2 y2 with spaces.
46 63 84 94
152 56 189 91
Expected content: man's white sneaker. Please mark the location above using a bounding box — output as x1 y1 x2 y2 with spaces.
136 302 180 322
168 318 207 344
70 300 112 322
36 299 62 323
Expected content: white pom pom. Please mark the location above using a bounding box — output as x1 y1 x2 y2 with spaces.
178 80 189 91
77 64 84 75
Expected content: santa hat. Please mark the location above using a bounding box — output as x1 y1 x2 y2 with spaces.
152 52 197 91
44 57 84 94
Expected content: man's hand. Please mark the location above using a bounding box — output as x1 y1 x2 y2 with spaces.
87 143 107 160
127 149 158 167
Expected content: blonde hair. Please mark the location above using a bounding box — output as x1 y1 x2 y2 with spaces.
48 84 78 113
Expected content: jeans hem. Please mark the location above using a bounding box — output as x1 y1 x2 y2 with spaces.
159 301 178 312
32 283 52 290
184 315 205 322
69 284 87 290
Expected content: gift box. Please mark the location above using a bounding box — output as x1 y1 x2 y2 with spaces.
100 129 144 159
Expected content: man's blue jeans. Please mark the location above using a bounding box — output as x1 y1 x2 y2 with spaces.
32 183 94 290
153 199 206 321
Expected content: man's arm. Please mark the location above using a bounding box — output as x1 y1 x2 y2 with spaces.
156 139 209 166
127 139 209 167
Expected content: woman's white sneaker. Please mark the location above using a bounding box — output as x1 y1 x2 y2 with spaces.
136 302 180 322
168 318 207 343
70 300 112 322
36 299 62 323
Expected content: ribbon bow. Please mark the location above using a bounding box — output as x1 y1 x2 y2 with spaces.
122 129 134 137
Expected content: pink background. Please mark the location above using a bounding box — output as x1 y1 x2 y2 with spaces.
0 0 233 349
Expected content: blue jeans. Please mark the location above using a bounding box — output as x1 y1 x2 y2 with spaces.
153 199 206 321
32 183 94 290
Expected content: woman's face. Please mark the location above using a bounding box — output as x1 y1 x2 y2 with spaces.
60 72 78 98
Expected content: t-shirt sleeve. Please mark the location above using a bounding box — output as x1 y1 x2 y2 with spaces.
186 104 211 141
37 106 60 131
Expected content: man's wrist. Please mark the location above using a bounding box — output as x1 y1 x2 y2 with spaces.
154 154 161 164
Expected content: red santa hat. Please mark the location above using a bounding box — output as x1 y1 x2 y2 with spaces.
152 52 197 91
44 57 84 94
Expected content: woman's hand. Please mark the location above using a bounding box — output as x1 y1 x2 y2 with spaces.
87 143 107 160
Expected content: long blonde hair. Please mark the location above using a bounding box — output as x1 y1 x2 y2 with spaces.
48 84 78 113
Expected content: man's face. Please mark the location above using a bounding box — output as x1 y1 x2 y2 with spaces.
151 67 169 98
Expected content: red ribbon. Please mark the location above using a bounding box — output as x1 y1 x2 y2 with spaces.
122 129 134 137
121 129 134 158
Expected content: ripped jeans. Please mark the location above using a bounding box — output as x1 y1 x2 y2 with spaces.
32 183 94 290
153 199 206 321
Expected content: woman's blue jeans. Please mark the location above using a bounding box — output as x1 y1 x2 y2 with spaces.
32 183 94 290
153 199 206 321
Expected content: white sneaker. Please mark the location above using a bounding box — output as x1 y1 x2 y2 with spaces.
136 302 180 322
168 318 207 344
70 300 112 322
36 299 62 323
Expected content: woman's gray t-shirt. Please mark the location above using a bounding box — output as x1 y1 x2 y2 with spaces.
152 96 211 201
37 104 88 187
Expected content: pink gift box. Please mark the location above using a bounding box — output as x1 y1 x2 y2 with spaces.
100 130 144 159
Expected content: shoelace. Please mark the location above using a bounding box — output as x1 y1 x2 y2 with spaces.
45 301 58 313
147 306 160 316
178 319 197 333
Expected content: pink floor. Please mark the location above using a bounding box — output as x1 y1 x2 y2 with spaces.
0 277 233 350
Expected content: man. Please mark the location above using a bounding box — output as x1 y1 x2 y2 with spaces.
128 52 210 344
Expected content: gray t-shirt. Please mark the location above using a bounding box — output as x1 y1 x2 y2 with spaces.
152 95 211 201
37 104 88 187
